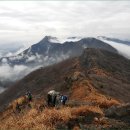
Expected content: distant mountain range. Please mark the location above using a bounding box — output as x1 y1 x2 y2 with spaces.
98 36 130 46
0 36 117 67
1 36 130 68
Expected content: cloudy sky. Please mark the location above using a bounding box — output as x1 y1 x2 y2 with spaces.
0 1 130 46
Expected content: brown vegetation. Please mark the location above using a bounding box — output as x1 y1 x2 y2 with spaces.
0 48 130 129
0 104 105 129
70 80 120 108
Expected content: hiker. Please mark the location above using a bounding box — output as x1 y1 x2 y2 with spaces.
47 90 59 107
55 94 61 107
61 95 68 105
47 92 52 106
16 102 21 113
26 91 32 102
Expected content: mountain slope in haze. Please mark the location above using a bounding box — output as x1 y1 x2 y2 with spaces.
0 48 130 129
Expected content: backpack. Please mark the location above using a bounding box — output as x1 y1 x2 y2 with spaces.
62 95 67 101
28 93 32 99
26 92 32 100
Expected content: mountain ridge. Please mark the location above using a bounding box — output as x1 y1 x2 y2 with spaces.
0 48 130 111
98 36 130 46
0 36 117 66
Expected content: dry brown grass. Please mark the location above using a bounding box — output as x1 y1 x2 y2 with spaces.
0 79 121 129
84 93 120 108
0 89 118 130
8 96 27 111
0 107 72 129
71 106 104 117
0 105 105 130
70 80 120 108
88 67 110 77
70 80 94 100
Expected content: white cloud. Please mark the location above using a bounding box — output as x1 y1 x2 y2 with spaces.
100 39 130 59
0 1 130 46
1 58 8 63
0 64 31 81
0 87 5 94
0 52 70 88
26 55 36 63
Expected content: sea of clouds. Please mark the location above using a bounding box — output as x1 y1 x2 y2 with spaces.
99 39 130 59
0 50 70 94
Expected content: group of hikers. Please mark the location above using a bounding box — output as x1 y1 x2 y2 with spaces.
47 90 68 107
16 90 67 110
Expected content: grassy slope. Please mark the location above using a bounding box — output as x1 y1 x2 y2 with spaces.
0 48 130 129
